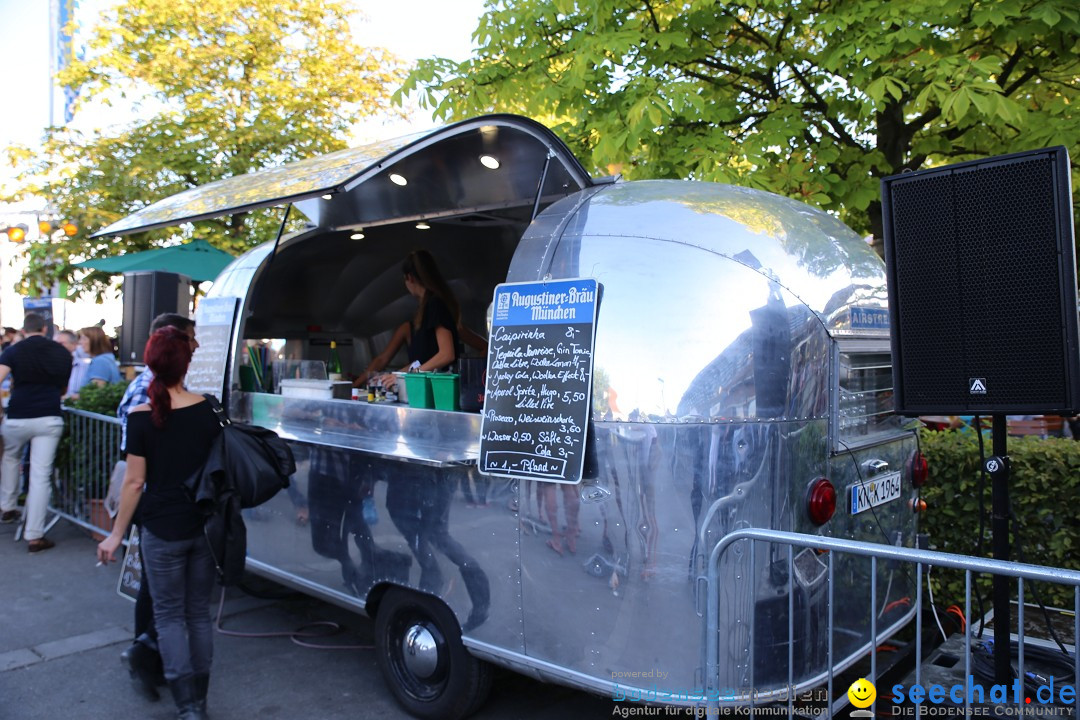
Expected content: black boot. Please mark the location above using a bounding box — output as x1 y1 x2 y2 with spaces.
139 634 166 682
168 675 208 720
121 635 163 701
193 673 210 716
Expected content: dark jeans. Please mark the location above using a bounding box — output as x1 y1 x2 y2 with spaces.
141 527 216 681
134 524 156 642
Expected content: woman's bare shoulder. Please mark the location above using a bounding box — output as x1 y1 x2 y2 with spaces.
173 391 209 410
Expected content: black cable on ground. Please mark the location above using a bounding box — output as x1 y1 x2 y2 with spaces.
213 585 373 651
970 638 1075 704
1007 512 1073 658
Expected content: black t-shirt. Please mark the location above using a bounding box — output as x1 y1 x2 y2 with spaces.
408 297 459 369
0 335 73 418
126 401 222 541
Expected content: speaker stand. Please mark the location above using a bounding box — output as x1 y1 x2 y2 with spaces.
989 414 1011 685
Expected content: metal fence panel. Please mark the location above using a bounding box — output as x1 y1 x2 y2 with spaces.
50 408 123 536
706 528 1080 715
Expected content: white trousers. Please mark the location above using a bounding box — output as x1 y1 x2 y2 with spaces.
0 416 64 540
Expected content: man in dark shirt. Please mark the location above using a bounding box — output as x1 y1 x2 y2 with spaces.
0 313 73 552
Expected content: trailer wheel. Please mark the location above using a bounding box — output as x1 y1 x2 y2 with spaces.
374 588 491 720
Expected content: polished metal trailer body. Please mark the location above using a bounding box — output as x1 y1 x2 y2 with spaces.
100 115 919 714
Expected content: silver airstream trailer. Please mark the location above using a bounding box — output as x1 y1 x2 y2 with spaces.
98 114 922 718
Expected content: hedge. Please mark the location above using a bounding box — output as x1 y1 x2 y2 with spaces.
918 428 1080 609
55 382 129 502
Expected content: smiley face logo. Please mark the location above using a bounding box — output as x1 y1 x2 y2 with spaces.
848 678 876 708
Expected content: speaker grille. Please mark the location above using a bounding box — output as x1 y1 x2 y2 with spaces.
884 149 1078 414
121 272 190 364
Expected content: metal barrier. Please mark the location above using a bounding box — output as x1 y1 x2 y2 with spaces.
706 528 1080 716
50 407 123 537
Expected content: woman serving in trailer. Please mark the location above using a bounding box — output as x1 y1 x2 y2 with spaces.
356 249 465 386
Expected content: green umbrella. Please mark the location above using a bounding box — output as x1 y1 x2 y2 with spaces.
74 239 236 283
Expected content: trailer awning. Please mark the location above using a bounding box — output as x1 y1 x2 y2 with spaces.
92 115 594 238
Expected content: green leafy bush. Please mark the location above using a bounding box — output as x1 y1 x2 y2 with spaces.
919 428 1080 608
65 381 129 416
57 381 128 500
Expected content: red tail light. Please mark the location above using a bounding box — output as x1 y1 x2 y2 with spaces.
909 451 929 488
806 477 836 526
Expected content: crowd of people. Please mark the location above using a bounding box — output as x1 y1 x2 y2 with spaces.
2 321 123 400
0 315 124 551
0 311 214 719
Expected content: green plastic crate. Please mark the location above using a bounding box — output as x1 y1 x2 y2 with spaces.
404 373 434 409
428 373 460 411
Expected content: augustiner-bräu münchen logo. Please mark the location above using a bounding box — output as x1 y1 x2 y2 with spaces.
969 378 987 394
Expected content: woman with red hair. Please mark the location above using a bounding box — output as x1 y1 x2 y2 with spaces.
97 326 221 720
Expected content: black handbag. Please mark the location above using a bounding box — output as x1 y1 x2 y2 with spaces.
190 394 295 510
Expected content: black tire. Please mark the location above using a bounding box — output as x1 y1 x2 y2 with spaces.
374 588 492 720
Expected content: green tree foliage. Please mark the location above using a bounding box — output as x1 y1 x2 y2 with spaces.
401 0 1079 239
5 0 405 298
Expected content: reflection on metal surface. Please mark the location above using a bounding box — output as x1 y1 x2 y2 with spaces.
234 393 480 467
235 397 504 647
579 482 611 504
509 180 889 421
514 419 917 694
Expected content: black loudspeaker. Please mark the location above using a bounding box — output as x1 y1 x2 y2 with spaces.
881 147 1079 416
120 271 191 364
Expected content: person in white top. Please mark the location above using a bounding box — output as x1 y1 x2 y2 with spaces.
55 330 90 398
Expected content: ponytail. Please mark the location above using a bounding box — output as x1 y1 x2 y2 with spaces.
148 375 172 429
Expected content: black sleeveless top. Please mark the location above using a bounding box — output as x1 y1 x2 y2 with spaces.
408 296 459 369
126 401 222 540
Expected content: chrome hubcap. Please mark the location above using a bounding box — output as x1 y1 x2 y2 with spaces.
401 623 439 679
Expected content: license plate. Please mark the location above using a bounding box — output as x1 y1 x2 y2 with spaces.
850 471 902 515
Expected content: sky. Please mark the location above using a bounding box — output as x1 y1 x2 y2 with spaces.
0 0 488 176
0 0 488 329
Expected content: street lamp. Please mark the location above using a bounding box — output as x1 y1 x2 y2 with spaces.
3 224 28 243
28 218 79 241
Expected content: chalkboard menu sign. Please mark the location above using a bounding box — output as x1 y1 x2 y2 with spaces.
479 278 599 484
22 297 54 338
186 297 238 397
116 527 143 603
